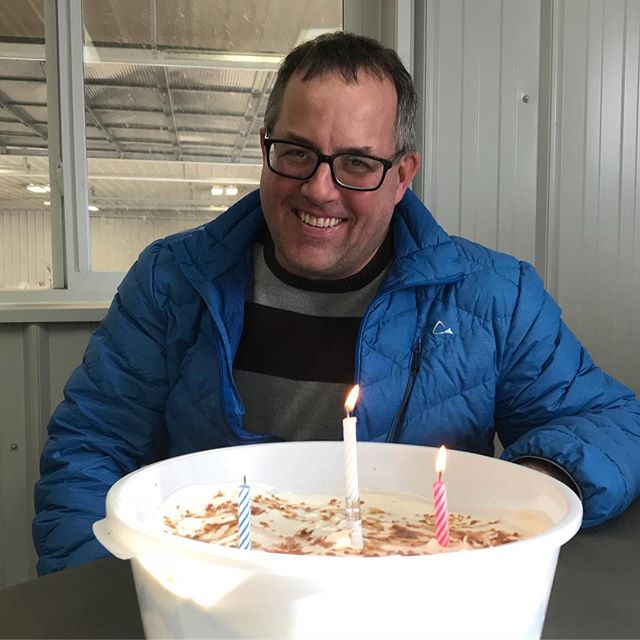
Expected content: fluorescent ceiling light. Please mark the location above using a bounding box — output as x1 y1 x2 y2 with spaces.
225 185 238 196
88 205 100 212
26 183 50 194
43 201 50 206
210 185 224 196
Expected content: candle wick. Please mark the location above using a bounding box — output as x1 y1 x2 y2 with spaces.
438 471 442 482
346 409 351 419
243 474 246 485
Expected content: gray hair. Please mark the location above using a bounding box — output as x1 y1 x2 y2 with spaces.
264 31 417 153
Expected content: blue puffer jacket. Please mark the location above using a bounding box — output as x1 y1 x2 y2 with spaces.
33 189 640 575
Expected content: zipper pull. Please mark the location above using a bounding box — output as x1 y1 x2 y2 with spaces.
411 337 422 373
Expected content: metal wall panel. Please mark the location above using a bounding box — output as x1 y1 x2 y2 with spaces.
0 324 29 588
548 0 640 393
0 321 97 588
422 0 540 264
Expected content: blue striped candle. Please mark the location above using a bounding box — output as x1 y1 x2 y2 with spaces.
237 475 252 550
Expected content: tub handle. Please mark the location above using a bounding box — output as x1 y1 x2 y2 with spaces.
93 518 134 560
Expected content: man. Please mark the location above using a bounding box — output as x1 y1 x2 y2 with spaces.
34 32 640 575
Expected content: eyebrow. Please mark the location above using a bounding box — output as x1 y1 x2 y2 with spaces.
278 132 376 156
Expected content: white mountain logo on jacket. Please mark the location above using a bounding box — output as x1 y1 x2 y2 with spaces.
432 320 454 335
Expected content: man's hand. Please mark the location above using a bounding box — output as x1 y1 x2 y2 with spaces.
514 457 582 500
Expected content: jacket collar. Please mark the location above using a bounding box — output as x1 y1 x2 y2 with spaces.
169 188 464 288
167 189 264 285
384 189 465 290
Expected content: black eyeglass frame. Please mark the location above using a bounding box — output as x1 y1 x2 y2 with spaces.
263 137 406 192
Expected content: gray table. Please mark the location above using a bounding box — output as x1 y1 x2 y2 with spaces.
1 498 639 639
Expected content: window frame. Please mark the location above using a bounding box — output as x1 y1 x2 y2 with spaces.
0 0 414 319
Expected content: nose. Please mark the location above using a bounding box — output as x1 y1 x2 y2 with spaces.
299 160 339 202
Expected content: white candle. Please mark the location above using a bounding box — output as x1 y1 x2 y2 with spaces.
343 385 363 548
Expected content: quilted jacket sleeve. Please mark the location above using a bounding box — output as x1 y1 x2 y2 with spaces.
496 262 640 527
33 242 170 575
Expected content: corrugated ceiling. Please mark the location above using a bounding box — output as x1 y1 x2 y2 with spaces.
0 0 341 214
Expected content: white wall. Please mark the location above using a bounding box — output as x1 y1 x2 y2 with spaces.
547 0 640 393
420 0 541 266
89 213 212 272
0 210 213 286
419 0 640 396
0 210 52 289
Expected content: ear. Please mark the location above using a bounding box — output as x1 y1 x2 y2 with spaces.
394 151 420 204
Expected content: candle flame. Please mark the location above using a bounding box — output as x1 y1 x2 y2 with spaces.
345 385 360 414
435 445 447 474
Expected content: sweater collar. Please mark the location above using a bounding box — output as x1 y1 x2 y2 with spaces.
261 228 393 293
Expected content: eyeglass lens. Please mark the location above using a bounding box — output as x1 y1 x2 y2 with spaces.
268 141 386 189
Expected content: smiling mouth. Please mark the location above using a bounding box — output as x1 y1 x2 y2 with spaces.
296 209 343 229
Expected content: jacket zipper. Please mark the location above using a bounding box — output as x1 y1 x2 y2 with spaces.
386 337 422 442
354 275 463 441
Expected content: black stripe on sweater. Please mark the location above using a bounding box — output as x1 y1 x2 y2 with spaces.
233 303 359 383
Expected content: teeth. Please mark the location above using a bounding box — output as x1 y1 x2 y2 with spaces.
297 211 342 228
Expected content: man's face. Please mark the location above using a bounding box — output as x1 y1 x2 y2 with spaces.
259 71 419 280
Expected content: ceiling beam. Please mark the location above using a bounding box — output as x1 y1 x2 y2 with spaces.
232 72 272 161
0 146 48 155
155 66 182 160
149 0 158 50
0 75 256 96
0 146 262 163
0 169 260 183
90 105 248 119
83 149 261 163
0 99 252 123
94 177 260 185
89 81 256 95
1 120 260 139
85 104 125 156
104 122 244 135
86 46 283 72
0 89 47 141
0 129 44 139
0 42 283 71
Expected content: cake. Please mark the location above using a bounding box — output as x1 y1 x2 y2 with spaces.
160 483 552 556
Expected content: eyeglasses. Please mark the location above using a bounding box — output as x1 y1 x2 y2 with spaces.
264 137 405 192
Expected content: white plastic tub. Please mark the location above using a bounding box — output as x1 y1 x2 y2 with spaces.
93 442 582 639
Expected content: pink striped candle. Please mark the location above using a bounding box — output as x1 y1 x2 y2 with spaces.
432 446 450 547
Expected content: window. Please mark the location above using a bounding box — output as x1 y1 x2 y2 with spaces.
0 1 51 290
0 0 401 303
81 0 342 272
